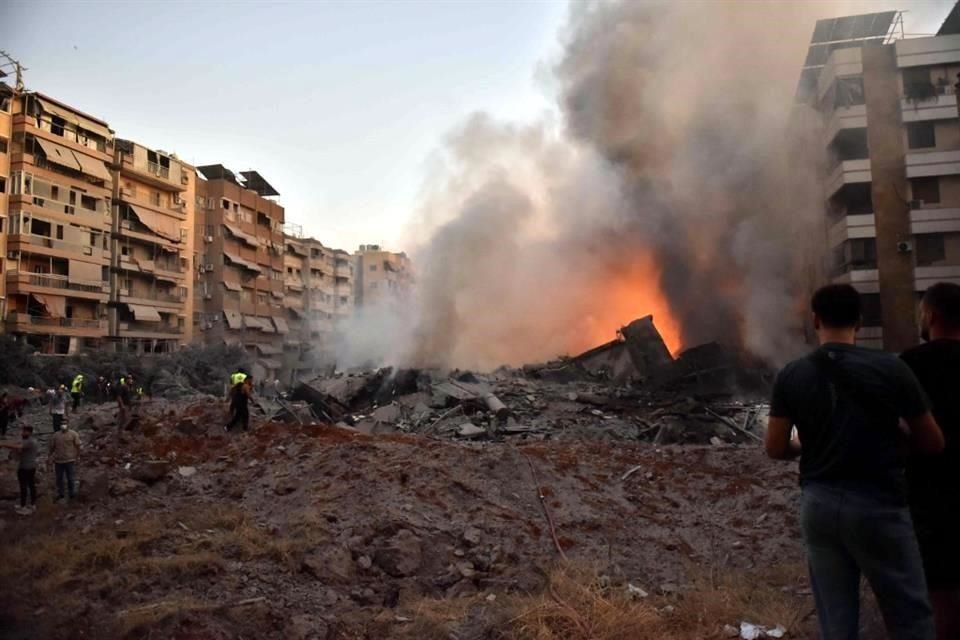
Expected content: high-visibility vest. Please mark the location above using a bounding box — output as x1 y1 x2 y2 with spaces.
230 372 247 385
71 375 84 394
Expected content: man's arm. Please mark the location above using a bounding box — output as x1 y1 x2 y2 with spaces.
765 416 801 460
904 413 944 455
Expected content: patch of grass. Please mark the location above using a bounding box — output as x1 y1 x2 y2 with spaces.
395 562 810 640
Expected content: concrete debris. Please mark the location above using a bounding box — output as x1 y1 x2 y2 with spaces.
177 466 197 478
740 622 788 639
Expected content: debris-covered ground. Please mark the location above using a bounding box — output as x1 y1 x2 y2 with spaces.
0 320 888 639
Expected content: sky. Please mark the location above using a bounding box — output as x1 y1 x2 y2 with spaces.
1 0 957 252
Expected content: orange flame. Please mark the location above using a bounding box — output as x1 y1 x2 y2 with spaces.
575 253 683 356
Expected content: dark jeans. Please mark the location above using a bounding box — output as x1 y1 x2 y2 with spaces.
51 413 64 433
17 468 36 507
801 483 935 640
226 406 250 431
55 462 76 499
71 392 81 411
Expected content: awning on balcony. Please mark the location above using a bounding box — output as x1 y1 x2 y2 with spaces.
260 318 276 334
156 275 179 286
288 307 306 319
126 303 162 322
243 315 266 330
127 204 181 243
67 260 103 284
254 343 283 356
223 251 262 274
271 316 290 334
72 150 113 183
224 310 243 329
35 137 82 172
222 281 242 292
222 223 258 248
37 98 112 139
31 293 66 318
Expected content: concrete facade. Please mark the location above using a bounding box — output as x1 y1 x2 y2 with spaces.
813 24 960 349
353 244 412 309
194 165 287 380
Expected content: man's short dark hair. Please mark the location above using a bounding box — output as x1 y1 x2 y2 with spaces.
923 282 960 329
812 284 862 328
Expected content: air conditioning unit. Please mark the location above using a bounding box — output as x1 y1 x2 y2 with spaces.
204 235 213 243
204 264 214 272
910 199 925 209
203 293 212 300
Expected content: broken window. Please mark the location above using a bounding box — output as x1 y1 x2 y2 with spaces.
222 199 230 210
907 122 936 149
916 234 946 266
829 128 869 165
910 177 940 205
834 77 865 108
50 116 65 137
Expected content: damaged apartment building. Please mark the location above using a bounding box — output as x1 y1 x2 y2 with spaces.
0 88 195 354
353 244 412 308
194 165 293 380
283 230 355 372
799 7 960 350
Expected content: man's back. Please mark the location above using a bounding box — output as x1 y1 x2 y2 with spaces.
772 343 927 501
901 339 960 513
50 429 79 462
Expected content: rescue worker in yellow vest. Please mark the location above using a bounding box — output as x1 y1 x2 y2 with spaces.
230 368 248 387
70 374 84 412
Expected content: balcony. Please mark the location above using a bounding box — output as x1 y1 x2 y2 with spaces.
905 150 960 179
118 151 186 193
824 104 867 142
119 289 186 309
4 312 107 337
911 207 960 234
6 271 109 300
916 265 960 290
896 34 960 69
118 320 183 338
826 159 871 198
11 194 110 229
8 234 109 262
828 214 876 247
901 90 958 123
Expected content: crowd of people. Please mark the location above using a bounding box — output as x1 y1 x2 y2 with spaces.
767 282 960 640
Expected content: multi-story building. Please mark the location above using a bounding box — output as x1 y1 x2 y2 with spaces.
0 84 12 323
4 91 114 353
353 244 412 308
801 8 960 351
110 139 195 352
282 232 354 372
195 164 287 379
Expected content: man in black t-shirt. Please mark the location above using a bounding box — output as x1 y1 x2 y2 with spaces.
902 282 960 640
766 284 944 640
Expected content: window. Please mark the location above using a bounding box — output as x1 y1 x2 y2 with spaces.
0 177 5 194
907 122 936 149
56 225 63 240
0 95 10 112
0 138 7 153
151 191 161 207
121 246 129 256
51 116 65 137
80 195 97 211
848 238 877 269
916 234 946 266
31 219 51 237
339 296 348 304
903 67 935 100
910 177 940 205
222 199 229 210
835 77 865 108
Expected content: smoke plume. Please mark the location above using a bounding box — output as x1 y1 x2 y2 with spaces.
345 0 843 370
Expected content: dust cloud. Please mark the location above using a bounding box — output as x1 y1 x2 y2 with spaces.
344 0 861 371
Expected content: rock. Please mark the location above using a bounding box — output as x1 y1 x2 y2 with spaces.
178 466 197 478
303 546 355 584
356 555 373 570
457 561 476 578
372 404 402 424
286 614 330 640
109 478 143 497
462 527 483 546
130 460 171 485
373 530 422 578
458 423 486 438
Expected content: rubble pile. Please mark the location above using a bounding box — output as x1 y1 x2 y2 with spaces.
291 316 774 446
